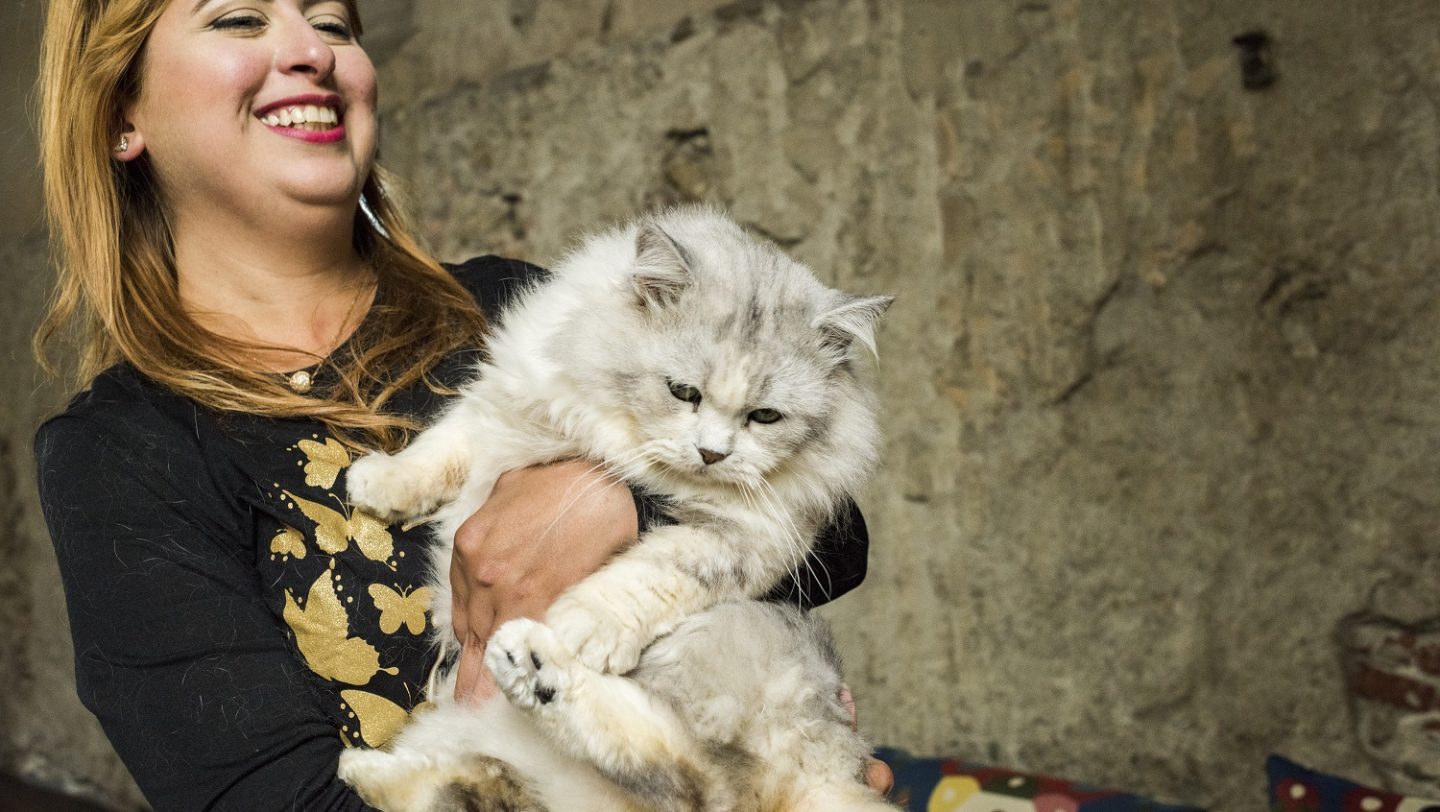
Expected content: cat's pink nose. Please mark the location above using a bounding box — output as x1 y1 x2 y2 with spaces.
698 448 728 465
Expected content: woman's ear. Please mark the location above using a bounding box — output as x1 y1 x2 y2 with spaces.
112 122 145 162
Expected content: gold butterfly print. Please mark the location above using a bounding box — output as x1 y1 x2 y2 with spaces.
369 584 433 635
298 436 350 489
283 563 399 685
340 689 411 748
283 490 394 564
270 525 307 560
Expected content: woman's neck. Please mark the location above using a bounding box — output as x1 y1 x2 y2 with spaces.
171 205 376 372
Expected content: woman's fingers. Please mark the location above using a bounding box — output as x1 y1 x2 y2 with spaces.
865 757 895 795
453 633 497 702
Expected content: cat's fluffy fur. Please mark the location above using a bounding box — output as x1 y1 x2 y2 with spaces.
341 207 896 811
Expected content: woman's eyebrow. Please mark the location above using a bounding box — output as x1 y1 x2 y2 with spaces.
191 0 342 14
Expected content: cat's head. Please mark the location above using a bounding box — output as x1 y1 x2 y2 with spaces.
560 208 892 494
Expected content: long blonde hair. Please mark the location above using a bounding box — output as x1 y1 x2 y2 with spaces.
35 0 486 452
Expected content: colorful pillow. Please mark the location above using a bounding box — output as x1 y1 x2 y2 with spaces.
875 748 1203 812
1266 754 1440 812
1337 615 1440 796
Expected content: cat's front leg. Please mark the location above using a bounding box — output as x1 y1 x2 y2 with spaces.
347 398 494 521
543 589 651 676
544 522 768 674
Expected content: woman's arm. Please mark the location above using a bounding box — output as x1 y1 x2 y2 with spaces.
36 416 378 812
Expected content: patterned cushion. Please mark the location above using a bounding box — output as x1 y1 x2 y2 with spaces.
1337 615 1440 795
875 748 1203 811
1266 754 1440 812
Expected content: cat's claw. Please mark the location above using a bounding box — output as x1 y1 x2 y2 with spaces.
487 618 579 711
544 597 645 675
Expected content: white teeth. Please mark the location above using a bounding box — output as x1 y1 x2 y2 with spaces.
261 104 341 129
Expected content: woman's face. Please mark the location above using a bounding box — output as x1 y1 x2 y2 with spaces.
126 0 377 226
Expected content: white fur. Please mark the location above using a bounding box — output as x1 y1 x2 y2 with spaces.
343 208 896 811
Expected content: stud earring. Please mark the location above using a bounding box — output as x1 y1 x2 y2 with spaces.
114 135 129 153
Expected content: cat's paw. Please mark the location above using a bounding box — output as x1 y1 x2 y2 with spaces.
486 618 582 712
337 747 427 795
346 452 441 521
336 748 388 785
544 595 645 675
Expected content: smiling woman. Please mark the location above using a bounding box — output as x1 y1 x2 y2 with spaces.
30 1 874 810
36 0 477 448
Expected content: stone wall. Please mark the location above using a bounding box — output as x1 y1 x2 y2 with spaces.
4 1 1437 809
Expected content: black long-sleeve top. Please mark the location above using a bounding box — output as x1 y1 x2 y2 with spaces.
34 256 869 812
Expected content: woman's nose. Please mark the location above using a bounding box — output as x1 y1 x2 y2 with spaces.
275 20 336 80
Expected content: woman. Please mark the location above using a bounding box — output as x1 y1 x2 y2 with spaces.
33 0 878 809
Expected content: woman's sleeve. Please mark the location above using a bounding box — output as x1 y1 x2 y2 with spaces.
763 498 870 609
35 415 379 812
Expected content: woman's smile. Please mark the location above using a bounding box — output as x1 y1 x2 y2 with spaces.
256 93 347 143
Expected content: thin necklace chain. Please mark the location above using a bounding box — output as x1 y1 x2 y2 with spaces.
284 274 374 394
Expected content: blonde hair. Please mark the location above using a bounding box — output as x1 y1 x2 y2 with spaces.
35 0 486 452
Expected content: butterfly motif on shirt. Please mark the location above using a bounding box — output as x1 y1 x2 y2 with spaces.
270 525 307 560
340 689 411 748
368 584 433 635
284 490 395 564
297 436 351 489
283 562 399 685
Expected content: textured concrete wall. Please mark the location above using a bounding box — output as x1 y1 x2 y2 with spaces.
5 0 1438 809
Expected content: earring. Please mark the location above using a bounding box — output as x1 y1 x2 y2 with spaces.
114 135 129 153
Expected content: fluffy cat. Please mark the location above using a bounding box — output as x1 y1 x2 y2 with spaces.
340 207 896 811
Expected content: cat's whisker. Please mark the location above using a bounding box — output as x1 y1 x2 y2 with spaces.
748 478 818 607
535 448 659 540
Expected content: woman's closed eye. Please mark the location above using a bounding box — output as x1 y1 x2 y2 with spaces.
209 12 354 41
309 15 355 40
210 13 266 32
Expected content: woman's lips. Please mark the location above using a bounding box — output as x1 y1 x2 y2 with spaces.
263 121 347 143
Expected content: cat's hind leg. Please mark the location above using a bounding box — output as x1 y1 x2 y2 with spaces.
338 748 545 812
487 619 733 812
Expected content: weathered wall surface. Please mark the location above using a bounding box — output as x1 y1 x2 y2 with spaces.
0 0 150 808
4 0 1437 809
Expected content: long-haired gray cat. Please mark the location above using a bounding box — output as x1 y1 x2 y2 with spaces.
340 207 896 811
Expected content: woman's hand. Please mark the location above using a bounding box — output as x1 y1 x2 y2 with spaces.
841 685 895 796
449 460 638 702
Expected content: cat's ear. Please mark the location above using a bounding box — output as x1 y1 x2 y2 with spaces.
813 294 895 361
632 223 694 311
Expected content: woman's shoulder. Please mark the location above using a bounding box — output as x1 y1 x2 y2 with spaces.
444 255 550 320
35 363 205 474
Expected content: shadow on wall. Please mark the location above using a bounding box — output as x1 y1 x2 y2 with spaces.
0 773 120 812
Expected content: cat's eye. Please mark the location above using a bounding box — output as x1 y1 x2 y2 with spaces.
668 381 702 405
748 408 783 424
